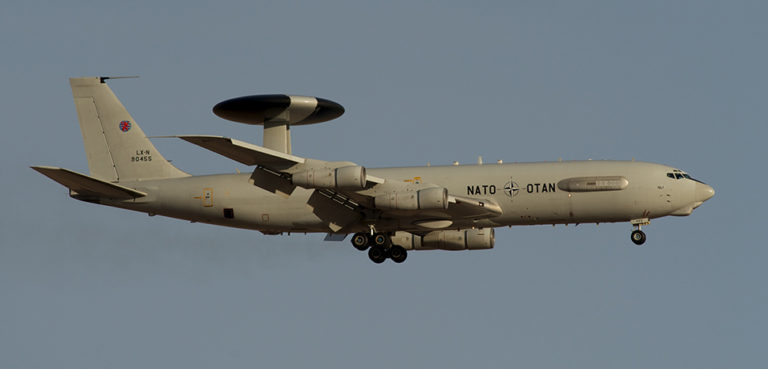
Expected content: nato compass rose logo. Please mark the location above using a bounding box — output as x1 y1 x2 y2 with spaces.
119 120 132 132
504 180 520 198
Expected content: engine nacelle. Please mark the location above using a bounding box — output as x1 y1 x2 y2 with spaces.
292 166 366 190
391 229 495 250
374 187 448 210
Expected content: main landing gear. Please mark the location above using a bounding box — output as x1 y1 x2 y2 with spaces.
630 218 649 246
351 231 408 264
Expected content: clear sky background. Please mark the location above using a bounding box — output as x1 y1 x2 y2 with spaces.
1 1 765 368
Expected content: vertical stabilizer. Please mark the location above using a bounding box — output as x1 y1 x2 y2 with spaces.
70 77 188 182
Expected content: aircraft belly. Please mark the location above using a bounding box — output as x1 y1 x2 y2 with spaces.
124 174 333 232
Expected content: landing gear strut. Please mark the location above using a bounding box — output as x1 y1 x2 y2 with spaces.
630 218 649 246
350 231 408 263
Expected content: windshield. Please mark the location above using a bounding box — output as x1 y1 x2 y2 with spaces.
665 170 705 184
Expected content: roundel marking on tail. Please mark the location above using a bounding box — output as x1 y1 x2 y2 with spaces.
119 120 132 132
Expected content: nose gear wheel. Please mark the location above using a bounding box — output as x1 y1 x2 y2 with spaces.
631 230 646 245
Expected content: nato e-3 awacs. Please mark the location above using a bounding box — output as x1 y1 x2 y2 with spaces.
33 77 715 264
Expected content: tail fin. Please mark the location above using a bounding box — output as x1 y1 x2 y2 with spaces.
70 77 188 182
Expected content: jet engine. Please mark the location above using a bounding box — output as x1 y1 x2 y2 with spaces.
291 166 366 190
374 187 448 210
390 229 494 250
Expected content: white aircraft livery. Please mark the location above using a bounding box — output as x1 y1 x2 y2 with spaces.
33 77 715 264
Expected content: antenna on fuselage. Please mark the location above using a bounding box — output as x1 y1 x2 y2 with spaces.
212 94 345 154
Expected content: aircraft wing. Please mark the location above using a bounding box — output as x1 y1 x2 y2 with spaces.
178 135 305 170
178 135 383 184
31 166 147 199
177 136 501 229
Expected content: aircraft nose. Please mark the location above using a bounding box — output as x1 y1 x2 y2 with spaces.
695 182 715 202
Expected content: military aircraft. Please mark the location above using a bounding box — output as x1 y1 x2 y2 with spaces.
33 77 715 264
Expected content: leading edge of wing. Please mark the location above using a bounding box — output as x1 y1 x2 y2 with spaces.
176 135 306 169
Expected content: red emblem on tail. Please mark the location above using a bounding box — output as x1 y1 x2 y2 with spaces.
119 120 131 132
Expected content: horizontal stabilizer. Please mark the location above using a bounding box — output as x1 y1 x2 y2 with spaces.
31 166 147 200
177 135 305 169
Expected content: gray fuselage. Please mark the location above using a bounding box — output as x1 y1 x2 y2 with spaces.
106 160 712 234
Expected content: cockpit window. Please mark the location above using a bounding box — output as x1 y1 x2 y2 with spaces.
666 171 705 183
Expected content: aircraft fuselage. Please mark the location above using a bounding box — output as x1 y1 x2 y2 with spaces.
34 77 715 263
105 160 711 234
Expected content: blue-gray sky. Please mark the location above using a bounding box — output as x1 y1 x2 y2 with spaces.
1 1 765 368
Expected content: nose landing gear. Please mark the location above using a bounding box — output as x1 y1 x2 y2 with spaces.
350 231 408 264
630 218 649 245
